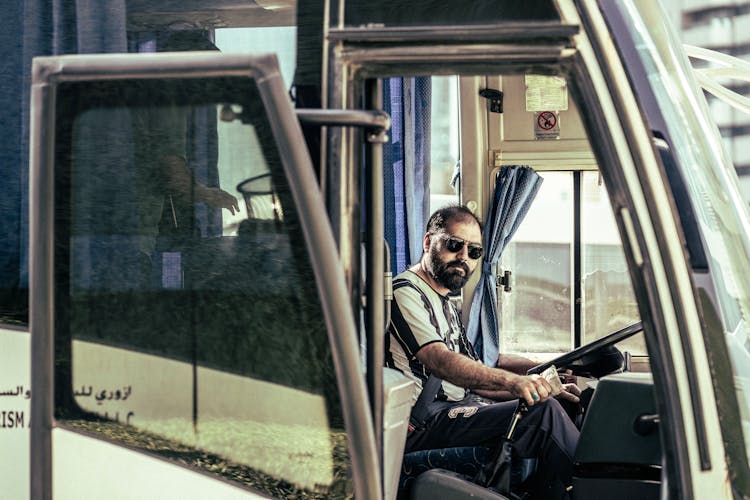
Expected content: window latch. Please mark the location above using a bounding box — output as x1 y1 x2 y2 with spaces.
496 270 512 293
479 88 504 113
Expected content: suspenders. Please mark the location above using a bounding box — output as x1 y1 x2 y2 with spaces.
409 374 443 431
394 278 451 430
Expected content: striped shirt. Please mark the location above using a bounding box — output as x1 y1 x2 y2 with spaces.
386 270 479 404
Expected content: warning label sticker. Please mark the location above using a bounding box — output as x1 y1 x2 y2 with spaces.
534 111 560 140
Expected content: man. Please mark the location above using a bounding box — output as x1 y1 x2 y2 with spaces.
386 205 580 499
131 31 240 284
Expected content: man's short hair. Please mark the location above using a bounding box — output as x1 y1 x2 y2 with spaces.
425 205 483 235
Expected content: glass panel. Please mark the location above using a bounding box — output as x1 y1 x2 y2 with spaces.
499 171 573 354
430 76 460 212
54 77 350 497
581 171 644 354
214 27 297 89
610 0 750 470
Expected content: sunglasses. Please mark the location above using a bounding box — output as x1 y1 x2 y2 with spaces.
439 235 484 260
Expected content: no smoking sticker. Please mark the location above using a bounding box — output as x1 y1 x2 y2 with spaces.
534 111 560 140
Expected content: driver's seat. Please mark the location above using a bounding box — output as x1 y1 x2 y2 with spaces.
399 446 536 499
399 446 491 497
408 468 513 500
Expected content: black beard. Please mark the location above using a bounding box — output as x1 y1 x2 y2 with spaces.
429 246 471 293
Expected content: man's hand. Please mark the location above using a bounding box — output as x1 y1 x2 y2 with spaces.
508 374 555 406
554 369 580 403
557 383 581 404
161 156 241 215
558 368 577 384
200 186 240 214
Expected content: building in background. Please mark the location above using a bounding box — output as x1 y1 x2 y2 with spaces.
668 0 750 202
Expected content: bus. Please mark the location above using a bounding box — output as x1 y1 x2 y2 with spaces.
1 0 750 498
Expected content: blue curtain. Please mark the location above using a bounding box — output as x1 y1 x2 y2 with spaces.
186 99 222 239
383 76 431 275
465 166 543 366
0 0 126 317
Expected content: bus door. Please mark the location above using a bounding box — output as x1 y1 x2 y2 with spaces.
324 0 748 498
28 52 380 499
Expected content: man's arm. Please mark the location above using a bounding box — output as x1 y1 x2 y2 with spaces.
471 388 516 402
416 342 555 406
497 353 539 374
162 154 239 214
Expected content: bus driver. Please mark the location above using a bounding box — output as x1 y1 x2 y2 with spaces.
386 205 580 499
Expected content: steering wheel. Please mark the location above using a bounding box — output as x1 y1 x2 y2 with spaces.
527 321 643 378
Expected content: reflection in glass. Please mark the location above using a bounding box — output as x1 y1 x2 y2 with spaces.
498 171 642 356
499 172 573 354
581 172 643 354
56 78 350 497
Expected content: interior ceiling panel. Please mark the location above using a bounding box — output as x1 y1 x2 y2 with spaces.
126 0 296 30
